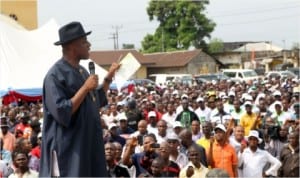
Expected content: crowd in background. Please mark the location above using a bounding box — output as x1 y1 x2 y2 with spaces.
0 75 299 178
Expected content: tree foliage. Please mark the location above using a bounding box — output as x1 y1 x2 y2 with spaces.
141 0 215 53
208 38 224 53
122 43 135 49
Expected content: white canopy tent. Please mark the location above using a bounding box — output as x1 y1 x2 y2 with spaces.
0 18 108 98
0 18 61 96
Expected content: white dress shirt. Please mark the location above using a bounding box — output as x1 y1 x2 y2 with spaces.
194 107 211 123
169 152 189 169
162 112 177 134
238 147 282 178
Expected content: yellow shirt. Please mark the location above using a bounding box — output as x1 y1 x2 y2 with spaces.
240 112 259 136
179 162 209 178
196 137 210 151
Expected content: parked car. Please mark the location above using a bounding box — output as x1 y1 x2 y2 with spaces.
222 69 259 82
149 74 193 86
128 78 163 94
109 80 135 93
194 73 229 84
265 71 297 80
286 67 300 78
274 63 294 71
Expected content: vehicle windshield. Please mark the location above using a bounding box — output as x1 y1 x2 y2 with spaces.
196 74 229 81
243 71 257 77
281 71 296 77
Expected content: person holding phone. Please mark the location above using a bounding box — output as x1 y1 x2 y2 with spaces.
122 133 159 177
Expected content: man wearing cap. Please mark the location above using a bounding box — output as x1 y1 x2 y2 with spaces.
167 133 188 169
268 90 282 113
143 101 162 122
240 101 261 136
224 91 235 114
40 22 120 177
176 94 193 114
116 113 134 138
269 101 291 126
147 113 161 137
105 123 126 147
0 118 15 152
207 124 238 178
194 97 211 124
172 121 183 135
238 130 281 178
176 99 199 129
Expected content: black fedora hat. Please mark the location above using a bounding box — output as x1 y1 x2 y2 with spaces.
54 21 91 45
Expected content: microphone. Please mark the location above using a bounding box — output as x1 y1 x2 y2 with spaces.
88 61 95 75
88 61 96 102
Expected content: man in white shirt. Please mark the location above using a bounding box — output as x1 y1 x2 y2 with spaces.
238 130 281 178
155 120 169 144
194 97 211 123
147 111 158 135
268 90 282 113
167 133 188 169
224 91 235 114
210 100 232 126
270 101 291 126
162 103 177 134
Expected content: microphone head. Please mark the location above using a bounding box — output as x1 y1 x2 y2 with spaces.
88 61 95 74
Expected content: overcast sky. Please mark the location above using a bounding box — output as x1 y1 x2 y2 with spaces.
38 0 300 50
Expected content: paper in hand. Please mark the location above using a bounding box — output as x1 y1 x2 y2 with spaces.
114 53 141 91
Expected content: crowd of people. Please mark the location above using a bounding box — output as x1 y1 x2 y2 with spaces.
0 74 299 178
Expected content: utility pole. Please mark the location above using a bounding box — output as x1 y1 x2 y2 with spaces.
112 25 122 49
109 33 117 50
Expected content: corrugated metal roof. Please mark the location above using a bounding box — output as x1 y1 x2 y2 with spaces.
90 49 155 66
143 50 202 67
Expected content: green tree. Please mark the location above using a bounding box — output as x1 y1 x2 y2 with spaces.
141 0 215 53
122 43 135 49
208 38 224 53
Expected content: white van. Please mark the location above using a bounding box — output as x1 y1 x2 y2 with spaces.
149 74 193 86
222 69 259 82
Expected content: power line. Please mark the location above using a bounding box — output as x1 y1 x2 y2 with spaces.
211 4 300 18
218 13 300 26
108 33 117 49
113 25 122 49
108 25 123 49
208 1 300 15
83 1 299 28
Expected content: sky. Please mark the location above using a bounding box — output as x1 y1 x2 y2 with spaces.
38 0 300 51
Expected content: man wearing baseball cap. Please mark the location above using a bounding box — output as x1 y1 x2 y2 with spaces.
240 101 261 136
207 124 238 178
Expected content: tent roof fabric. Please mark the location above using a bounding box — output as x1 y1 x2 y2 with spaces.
0 19 61 97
